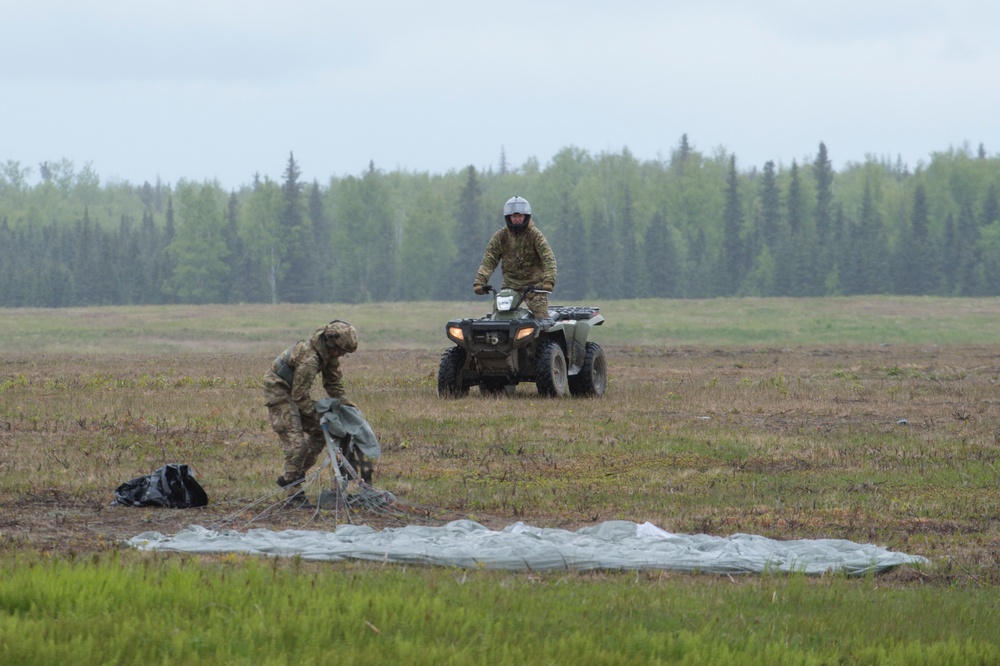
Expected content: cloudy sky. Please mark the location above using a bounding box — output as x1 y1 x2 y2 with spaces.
4 0 998 190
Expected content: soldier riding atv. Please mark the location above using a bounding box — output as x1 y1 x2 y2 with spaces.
438 284 607 398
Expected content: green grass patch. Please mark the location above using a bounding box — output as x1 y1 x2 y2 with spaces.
5 296 1000 354
2 553 999 665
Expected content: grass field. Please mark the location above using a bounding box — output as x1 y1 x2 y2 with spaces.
2 297 1000 663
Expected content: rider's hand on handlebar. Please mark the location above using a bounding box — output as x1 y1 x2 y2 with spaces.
473 284 485 295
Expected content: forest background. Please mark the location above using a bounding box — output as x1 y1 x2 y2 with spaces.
2 136 999 308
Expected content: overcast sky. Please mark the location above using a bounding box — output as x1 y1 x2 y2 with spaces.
4 0 998 190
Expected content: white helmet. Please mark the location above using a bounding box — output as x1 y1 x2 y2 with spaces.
503 196 531 232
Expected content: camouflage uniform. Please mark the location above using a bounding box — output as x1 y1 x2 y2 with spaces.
263 326 354 494
474 221 557 318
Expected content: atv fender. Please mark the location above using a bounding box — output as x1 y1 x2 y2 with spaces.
572 313 604 350
543 313 604 375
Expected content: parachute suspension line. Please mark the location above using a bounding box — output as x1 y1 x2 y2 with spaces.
207 466 325 531
208 430 464 532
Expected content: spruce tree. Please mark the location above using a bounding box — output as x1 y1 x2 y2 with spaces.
812 143 835 293
139 210 161 304
159 198 177 303
596 208 623 298
902 183 939 294
117 215 144 304
39 224 74 307
95 229 121 304
813 143 833 242
786 161 804 236
849 180 890 294
981 183 999 227
73 209 99 305
719 155 745 294
643 211 679 297
671 134 691 175
685 226 712 298
953 202 981 295
777 162 813 296
277 152 317 303
619 185 639 298
450 166 486 298
758 161 781 251
552 191 587 300
222 192 248 303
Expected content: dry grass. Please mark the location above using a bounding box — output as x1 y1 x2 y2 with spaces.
3 337 1000 586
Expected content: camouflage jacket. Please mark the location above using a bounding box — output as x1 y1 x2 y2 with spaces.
263 327 352 419
474 221 557 290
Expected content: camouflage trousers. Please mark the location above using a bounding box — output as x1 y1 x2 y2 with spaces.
495 290 549 319
524 292 549 319
264 387 325 495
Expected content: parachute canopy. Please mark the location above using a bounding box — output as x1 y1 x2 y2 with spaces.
127 520 927 575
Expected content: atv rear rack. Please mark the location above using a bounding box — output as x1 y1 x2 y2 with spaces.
548 306 601 321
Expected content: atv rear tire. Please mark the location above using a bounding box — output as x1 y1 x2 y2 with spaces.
438 347 470 398
568 342 607 397
535 340 568 397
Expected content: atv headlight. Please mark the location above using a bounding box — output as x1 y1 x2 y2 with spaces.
515 327 534 341
447 326 465 342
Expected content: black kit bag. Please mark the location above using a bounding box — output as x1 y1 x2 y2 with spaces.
113 463 209 508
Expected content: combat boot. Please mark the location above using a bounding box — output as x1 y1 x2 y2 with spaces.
284 491 315 509
276 475 304 490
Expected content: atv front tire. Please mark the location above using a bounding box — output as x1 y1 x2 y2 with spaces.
568 342 607 397
438 347 470 398
535 340 568 397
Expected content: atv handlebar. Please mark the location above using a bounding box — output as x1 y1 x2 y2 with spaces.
479 284 551 296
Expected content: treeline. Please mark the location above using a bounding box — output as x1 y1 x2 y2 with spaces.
1 137 999 308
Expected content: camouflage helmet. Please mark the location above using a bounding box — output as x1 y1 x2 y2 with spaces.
323 320 358 353
503 196 531 232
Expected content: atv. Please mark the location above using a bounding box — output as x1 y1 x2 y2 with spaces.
438 285 607 398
